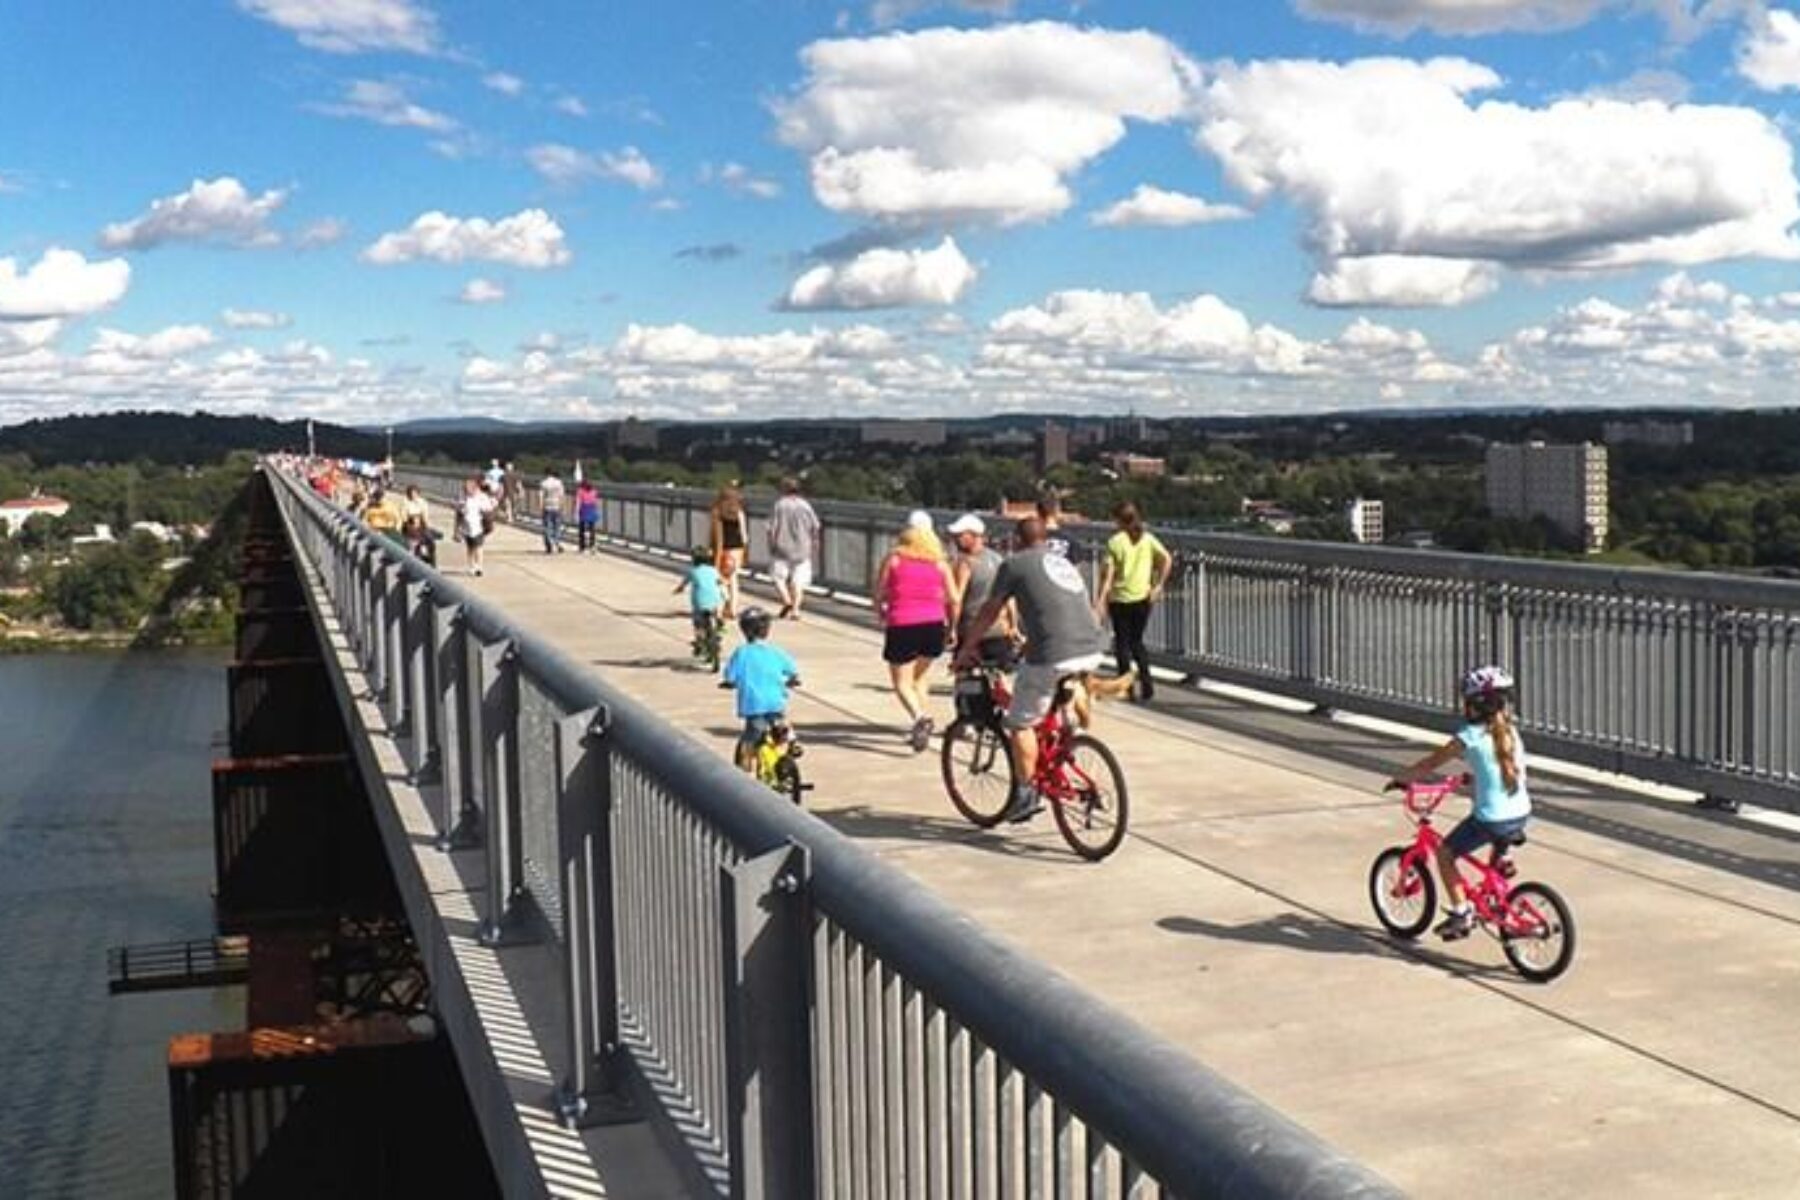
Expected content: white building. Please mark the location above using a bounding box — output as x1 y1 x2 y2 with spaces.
1346 498 1385 545
0 495 71 537
1485 442 1610 553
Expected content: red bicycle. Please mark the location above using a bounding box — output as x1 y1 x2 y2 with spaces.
1369 777 1575 982
940 665 1129 861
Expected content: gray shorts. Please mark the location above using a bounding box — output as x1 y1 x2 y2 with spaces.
1003 653 1106 729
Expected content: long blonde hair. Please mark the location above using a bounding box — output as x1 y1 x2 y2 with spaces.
895 525 944 562
1487 709 1521 793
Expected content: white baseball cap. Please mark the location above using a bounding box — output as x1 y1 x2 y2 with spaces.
906 509 934 531
946 513 986 536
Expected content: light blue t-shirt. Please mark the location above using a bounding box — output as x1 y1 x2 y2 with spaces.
687 563 723 614
724 642 798 718
1458 722 1531 823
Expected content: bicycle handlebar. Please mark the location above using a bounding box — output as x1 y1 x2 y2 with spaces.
1391 775 1469 818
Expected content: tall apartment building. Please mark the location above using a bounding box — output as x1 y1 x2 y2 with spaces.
1038 422 1070 472
1346 498 1384 545
1484 442 1609 553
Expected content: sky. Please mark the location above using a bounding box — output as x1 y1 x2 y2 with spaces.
5 0 1800 425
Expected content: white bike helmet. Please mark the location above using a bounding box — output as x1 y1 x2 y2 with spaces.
1460 665 1515 716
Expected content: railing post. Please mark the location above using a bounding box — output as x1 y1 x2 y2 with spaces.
720 842 815 1200
401 577 433 769
474 636 526 944
380 560 404 725
553 706 639 1128
433 602 478 849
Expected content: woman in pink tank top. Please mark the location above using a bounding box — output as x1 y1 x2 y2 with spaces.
876 517 959 752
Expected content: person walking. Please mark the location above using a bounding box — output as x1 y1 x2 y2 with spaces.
400 484 435 565
575 477 600 553
459 476 496 576
710 482 749 619
1094 501 1172 701
947 513 1015 665
766 477 820 620
539 468 567 553
876 520 958 751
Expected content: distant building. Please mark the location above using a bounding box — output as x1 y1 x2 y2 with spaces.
613 417 660 452
71 523 115 547
1038 422 1070 472
1241 499 1295 535
1346 498 1385 545
1103 452 1168 479
860 420 947 448
1603 419 1693 448
1485 441 1609 553
1104 415 1164 447
0 494 71 537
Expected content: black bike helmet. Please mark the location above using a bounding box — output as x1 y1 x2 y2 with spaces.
738 606 772 641
1460 664 1515 718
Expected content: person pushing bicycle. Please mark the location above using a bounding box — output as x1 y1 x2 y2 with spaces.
1387 666 1532 941
954 516 1107 824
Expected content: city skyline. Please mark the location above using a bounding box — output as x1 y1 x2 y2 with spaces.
5 1 1800 424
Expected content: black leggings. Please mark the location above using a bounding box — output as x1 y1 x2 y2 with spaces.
1108 600 1153 688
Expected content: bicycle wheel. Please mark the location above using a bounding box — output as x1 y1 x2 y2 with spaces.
1368 847 1435 939
1501 881 1576 982
1050 734 1129 861
773 757 805 806
941 717 1013 828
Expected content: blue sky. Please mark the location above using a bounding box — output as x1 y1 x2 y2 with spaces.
4 0 1800 423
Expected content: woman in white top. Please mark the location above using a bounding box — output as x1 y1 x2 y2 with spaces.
459 477 496 577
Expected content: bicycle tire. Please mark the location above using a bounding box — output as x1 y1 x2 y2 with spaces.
1050 734 1129 861
1368 847 1435 939
941 717 1013 828
774 757 805 806
1500 881 1576 982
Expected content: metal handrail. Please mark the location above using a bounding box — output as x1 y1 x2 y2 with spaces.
395 463 1800 813
269 461 1398 1198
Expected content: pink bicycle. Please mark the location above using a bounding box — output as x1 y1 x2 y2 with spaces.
1369 777 1576 982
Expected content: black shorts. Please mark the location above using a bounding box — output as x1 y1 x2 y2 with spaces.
883 622 946 665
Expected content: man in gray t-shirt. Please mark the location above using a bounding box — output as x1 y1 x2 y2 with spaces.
766 478 821 619
954 517 1107 820
539 472 566 554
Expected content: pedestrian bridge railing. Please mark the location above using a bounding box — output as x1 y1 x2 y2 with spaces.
268 463 1396 1200
398 465 1800 815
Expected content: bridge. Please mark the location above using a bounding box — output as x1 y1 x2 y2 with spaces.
172 462 1800 1198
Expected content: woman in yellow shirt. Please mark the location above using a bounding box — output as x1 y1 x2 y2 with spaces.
1093 501 1172 702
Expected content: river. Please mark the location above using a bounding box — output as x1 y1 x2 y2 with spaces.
0 649 242 1200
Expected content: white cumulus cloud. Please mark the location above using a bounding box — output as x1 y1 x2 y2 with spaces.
296 218 349 248
526 144 663 190
100 177 289 251
775 22 1197 227
92 325 216 360
0 249 132 319
1195 56 1800 300
362 209 571 268
483 71 525 96
221 308 292 329
713 162 782 199
315 79 457 131
1739 8 1800 91
235 0 441 54
457 278 507 304
1308 255 1501 307
1091 184 1250 228
783 236 977 309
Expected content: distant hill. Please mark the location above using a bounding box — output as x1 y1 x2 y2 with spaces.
0 411 379 465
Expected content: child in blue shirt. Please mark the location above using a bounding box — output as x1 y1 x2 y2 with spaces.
1388 665 1531 941
674 546 724 662
721 607 800 770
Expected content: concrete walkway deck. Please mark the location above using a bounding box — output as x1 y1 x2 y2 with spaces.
453 516 1800 1198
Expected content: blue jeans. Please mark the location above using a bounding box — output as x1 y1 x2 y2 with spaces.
541 509 563 551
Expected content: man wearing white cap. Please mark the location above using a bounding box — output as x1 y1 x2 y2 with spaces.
948 513 1014 664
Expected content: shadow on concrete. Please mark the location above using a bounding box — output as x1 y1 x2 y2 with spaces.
818 803 1077 863
1157 911 1518 980
593 655 712 673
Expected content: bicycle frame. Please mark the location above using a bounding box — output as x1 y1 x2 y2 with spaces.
970 669 1100 802
1393 781 1543 939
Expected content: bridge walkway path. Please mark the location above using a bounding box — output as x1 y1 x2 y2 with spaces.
449 514 1800 1198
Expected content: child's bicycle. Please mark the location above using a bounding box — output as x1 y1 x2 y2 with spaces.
691 611 722 672
940 665 1129 861
1369 777 1576 982
736 718 810 806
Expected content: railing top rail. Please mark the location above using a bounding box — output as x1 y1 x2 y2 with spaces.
270 461 1397 1198
394 462 1800 610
